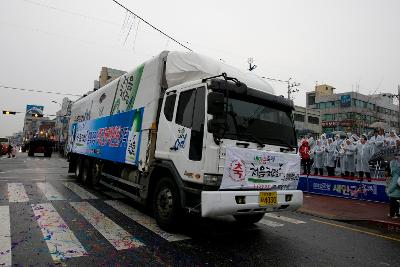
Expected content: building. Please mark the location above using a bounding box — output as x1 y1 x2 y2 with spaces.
306 84 399 134
98 67 126 88
294 106 322 138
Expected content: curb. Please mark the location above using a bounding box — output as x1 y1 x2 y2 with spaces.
368 220 400 234
297 208 400 234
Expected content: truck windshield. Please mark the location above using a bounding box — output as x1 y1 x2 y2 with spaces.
217 97 296 148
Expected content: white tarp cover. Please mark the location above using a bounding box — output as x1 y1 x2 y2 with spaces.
221 147 300 190
166 51 275 94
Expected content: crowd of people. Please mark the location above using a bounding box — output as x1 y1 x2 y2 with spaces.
298 129 399 181
298 129 400 218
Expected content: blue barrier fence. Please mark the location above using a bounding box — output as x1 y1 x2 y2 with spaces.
298 175 389 203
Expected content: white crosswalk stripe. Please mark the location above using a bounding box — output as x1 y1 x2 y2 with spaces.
7 183 29 202
105 200 189 242
258 219 284 227
32 203 87 261
264 213 306 224
37 182 65 200
70 201 145 250
63 182 98 199
0 206 12 266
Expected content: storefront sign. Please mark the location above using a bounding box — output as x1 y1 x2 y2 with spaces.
340 95 351 107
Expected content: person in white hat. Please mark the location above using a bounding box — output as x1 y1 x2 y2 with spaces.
324 138 337 176
343 138 356 177
313 139 324 176
355 134 373 182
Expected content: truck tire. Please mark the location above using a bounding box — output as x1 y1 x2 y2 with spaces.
81 159 92 184
75 158 83 180
153 176 182 231
90 160 102 187
233 213 265 224
28 150 34 157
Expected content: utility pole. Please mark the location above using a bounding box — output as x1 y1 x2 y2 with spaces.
262 76 301 100
287 78 300 100
398 85 400 133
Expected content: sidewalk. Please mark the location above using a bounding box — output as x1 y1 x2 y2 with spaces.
298 193 400 234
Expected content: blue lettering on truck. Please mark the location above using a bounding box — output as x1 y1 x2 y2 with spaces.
70 107 144 165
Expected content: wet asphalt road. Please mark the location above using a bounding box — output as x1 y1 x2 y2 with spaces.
0 153 399 267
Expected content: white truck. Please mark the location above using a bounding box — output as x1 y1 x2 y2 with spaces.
67 51 303 230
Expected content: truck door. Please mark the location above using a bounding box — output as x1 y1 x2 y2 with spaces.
157 86 206 184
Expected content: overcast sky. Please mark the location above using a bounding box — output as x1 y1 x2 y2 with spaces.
0 0 399 137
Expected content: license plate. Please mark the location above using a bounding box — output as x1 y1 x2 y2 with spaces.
259 192 277 206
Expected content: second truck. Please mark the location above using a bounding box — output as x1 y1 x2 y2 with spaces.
67 51 303 230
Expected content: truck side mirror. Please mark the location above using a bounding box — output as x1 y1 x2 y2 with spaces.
207 92 225 116
207 118 227 134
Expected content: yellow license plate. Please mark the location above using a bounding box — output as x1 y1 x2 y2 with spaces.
259 192 277 206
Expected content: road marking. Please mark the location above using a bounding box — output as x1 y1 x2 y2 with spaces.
7 183 29 202
0 206 11 266
105 200 189 242
258 219 284 227
0 178 74 182
70 201 145 250
311 219 400 242
37 182 65 200
264 213 306 224
63 182 97 199
32 203 87 261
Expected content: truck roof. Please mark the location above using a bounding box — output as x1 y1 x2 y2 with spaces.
166 51 275 95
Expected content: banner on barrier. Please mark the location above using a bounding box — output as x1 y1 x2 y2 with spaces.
297 175 389 203
220 147 301 190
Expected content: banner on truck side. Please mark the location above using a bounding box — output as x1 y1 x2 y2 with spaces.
70 108 144 165
221 147 300 190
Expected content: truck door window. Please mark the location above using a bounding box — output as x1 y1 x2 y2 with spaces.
189 87 205 161
175 89 195 128
163 94 176 121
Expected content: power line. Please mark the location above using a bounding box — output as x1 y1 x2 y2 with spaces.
0 85 81 97
21 0 120 27
110 0 192 52
262 76 300 100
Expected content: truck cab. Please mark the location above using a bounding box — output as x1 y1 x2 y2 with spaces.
153 76 302 226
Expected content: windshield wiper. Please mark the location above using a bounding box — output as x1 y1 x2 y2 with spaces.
264 137 295 151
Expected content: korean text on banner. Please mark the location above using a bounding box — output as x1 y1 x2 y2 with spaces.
70 108 143 165
221 147 300 190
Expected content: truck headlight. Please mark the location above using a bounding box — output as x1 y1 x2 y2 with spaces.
204 174 222 186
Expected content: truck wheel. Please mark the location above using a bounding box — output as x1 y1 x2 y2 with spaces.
90 160 102 187
233 213 265 224
28 150 34 157
75 158 83 180
81 159 92 184
153 177 182 231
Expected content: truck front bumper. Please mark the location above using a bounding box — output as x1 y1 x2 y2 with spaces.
201 190 303 217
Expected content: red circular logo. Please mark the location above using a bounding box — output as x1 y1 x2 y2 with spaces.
228 159 246 182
